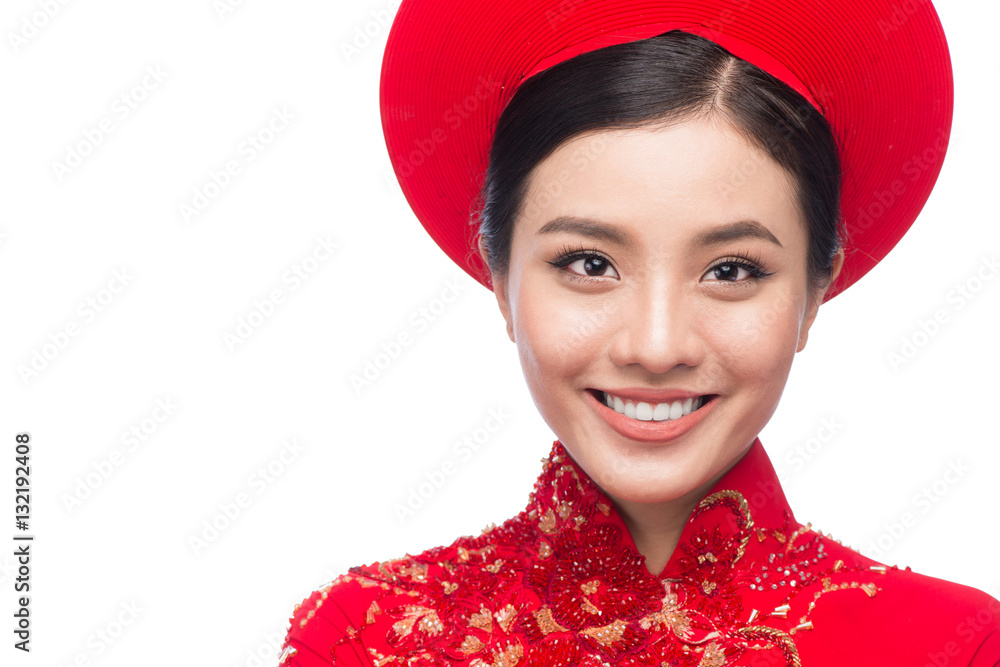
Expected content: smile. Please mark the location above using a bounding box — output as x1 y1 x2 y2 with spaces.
585 388 719 443
599 391 707 422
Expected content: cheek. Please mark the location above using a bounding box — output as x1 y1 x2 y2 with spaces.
697 291 803 390
513 285 615 383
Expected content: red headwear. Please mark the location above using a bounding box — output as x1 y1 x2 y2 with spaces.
380 0 953 302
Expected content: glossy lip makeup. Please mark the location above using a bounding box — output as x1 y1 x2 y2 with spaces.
585 389 720 443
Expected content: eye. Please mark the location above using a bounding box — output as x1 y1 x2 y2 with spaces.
702 250 773 283
547 245 620 281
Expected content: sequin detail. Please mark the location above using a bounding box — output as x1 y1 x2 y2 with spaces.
283 441 886 665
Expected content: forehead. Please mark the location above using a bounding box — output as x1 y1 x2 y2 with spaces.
516 117 806 247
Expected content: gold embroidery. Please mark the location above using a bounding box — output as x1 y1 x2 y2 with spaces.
460 634 485 655
366 599 381 624
391 605 441 638
733 626 801 667
316 443 888 667
367 647 400 666
494 603 519 633
417 610 444 635
580 619 628 646
295 581 334 630
638 586 695 639
469 641 523 667
790 620 813 634
467 605 493 632
695 490 753 562
532 607 570 635
538 508 557 534
697 641 727 667
397 561 428 583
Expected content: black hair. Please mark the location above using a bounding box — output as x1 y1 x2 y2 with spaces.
473 30 842 298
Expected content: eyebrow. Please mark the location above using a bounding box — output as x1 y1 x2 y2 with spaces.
536 215 783 249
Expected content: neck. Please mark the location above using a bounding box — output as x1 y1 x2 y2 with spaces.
608 479 715 577
606 448 752 577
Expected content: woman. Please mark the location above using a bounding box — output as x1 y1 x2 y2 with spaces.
280 0 999 664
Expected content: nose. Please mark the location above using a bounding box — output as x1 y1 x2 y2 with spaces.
607 279 705 375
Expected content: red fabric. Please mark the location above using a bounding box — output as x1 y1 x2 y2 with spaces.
279 438 1000 665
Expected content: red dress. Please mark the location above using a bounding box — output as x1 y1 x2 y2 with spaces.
278 437 1000 665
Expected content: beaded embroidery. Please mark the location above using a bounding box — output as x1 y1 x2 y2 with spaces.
284 440 889 666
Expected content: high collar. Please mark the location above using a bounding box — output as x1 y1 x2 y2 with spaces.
524 436 798 580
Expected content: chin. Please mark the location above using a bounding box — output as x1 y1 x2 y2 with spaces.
579 453 705 504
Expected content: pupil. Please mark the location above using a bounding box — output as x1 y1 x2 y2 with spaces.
585 257 605 276
717 264 736 280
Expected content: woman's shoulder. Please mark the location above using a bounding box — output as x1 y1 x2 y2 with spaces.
795 527 1000 664
277 519 531 666
277 559 429 667
277 567 393 667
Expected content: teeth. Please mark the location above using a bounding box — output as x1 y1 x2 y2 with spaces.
602 392 707 422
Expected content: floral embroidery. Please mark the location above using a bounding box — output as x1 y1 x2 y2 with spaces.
289 440 888 666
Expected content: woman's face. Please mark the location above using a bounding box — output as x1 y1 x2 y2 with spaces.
483 115 842 505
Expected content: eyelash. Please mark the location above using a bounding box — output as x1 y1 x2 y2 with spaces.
546 244 774 284
546 244 615 283
706 249 774 283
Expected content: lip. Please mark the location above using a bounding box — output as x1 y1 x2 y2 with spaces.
585 388 719 443
598 387 706 403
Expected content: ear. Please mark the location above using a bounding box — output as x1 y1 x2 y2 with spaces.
797 248 844 353
478 235 515 343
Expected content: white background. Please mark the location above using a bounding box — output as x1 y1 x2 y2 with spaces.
0 0 997 665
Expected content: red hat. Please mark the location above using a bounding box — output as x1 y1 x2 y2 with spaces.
379 0 953 302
